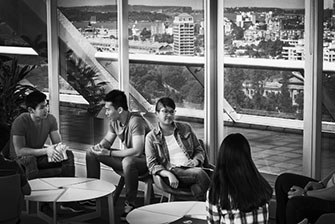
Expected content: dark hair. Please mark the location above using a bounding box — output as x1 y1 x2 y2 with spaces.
208 133 273 212
26 91 47 110
155 97 176 112
104 90 128 111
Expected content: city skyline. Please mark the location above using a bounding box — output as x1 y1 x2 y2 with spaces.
58 0 320 9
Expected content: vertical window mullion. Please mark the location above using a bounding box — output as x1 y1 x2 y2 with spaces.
117 0 129 98
204 0 223 162
46 0 60 124
303 0 323 179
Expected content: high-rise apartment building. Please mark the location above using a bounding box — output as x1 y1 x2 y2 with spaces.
173 13 194 56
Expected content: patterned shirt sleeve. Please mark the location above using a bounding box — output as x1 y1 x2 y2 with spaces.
206 191 221 224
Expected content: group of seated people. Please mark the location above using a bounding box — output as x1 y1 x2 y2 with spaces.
1 89 335 224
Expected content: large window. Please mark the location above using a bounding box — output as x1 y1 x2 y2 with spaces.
128 0 205 138
0 0 49 124
1 0 331 181
223 1 305 176
57 0 118 149
321 0 335 177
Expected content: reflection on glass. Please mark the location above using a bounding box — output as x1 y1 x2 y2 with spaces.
0 1 48 124
0 20 29 47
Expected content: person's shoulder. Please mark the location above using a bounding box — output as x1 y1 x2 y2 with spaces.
45 114 57 123
129 112 146 124
12 112 30 126
146 128 156 138
175 121 191 129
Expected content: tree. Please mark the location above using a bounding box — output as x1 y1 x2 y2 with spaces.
278 71 293 113
181 80 204 105
140 28 151 40
224 68 246 110
249 70 267 110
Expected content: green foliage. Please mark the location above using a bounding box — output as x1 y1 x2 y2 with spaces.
130 64 204 106
65 54 108 114
140 28 151 40
153 33 173 43
278 71 294 113
0 58 37 124
181 80 203 105
224 68 247 110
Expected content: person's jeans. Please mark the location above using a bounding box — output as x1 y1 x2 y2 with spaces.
169 167 210 201
86 150 148 205
17 150 75 180
275 172 335 224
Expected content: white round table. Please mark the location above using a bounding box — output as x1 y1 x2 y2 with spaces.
126 201 207 224
26 177 115 224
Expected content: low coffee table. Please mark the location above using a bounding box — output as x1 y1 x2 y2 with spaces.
126 201 206 224
25 177 115 224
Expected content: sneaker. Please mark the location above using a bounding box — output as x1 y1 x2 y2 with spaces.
60 202 85 213
79 199 96 209
120 201 135 221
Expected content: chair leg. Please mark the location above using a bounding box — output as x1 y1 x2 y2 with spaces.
143 181 153 205
168 194 174 202
113 176 125 205
159 195 164 203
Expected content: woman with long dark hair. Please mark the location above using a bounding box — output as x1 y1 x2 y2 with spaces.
207 133 273 224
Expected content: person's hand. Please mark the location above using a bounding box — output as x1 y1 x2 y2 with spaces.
288 185 305 199
90 144 110 156
167 172 179 189
184 159 199 167
91 143 103 152
304 181 324 191
46 144 63 162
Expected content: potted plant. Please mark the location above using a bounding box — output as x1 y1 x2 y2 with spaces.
0 56 37 155
0 57 37 125
65 51 108 115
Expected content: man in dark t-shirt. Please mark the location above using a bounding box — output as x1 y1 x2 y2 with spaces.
10 91 83 213
86 90 151 219
10 91 75 179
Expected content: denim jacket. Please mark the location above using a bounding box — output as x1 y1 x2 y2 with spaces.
145 121 205 175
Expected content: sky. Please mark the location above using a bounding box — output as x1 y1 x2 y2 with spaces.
58 0 334 10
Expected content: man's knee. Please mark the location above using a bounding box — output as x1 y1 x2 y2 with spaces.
275 173 292 190
17 155 38 179
122 156 136 169
86 149 98 161
66 150 74 161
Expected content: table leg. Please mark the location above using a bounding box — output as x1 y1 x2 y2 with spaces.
53 201 57 224
107 194 115 224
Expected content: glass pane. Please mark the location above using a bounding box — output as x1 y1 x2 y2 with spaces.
0 1 48 124
130 63 204 138
128 0 205 139
322 1 335 177
128 0 204 56
223 1 305 179
58 0 118 53
57 0 118 150
0 20 29 47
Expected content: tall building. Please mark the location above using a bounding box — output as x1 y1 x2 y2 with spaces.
173 13 194 56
